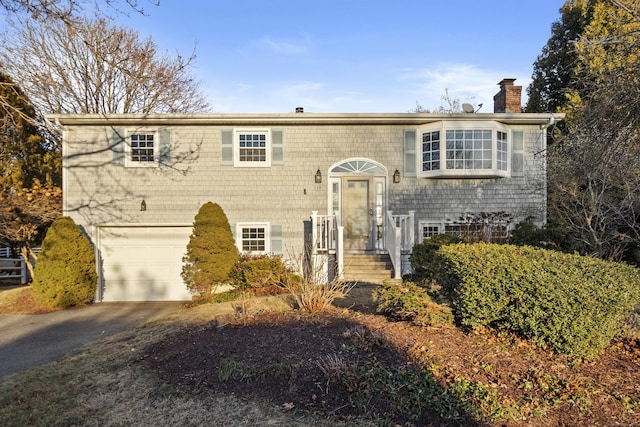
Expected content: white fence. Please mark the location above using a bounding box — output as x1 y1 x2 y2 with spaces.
0 247 28 284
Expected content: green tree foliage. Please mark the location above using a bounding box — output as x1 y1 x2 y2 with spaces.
182 202 239 297
31 216 97 308
529 1 640 261
0 71 62 273
0 71 60 192
525 0 596 113
547 0 640 261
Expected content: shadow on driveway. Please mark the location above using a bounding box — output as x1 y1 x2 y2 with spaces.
0 302 183 379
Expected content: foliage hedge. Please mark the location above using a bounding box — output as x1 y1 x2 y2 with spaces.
435 243 640 358
409 233 463 281
31 216 97 308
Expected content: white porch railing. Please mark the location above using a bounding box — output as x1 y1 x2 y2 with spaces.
310 211 344 280
385 210 415 279
311 210 415 281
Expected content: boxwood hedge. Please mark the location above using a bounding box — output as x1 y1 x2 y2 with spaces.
435 243 640 358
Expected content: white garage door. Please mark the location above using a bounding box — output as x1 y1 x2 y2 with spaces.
98 226 193 302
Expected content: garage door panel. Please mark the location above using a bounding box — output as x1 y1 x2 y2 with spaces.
98 226 192 302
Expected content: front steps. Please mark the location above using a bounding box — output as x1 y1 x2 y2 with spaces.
342 253 399 285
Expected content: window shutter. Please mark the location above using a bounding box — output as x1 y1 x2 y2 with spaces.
111 128 125 166
271 130 284 164
158 128 171 165
512 131 524 175
231 223 239 249
270 224 283 254
404 129 417 176
221 130 233 165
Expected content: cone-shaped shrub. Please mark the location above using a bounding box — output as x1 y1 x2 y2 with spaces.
182 202 239 297
31 216 97 308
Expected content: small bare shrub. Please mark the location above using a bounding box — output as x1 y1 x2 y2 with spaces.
280 246 355 313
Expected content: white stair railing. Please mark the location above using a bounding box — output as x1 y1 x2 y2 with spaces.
310 211 344 280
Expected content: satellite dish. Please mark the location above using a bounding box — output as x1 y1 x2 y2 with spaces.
462 103 475 113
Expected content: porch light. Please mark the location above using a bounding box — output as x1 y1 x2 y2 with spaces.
315 169 322 184
393 169 401 183
140 199 147 211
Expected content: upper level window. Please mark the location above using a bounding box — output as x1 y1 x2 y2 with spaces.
497 131 508 171
234 129 271 167
422 131 441 172
445 130 492 170
418 121 510 178
127 132 157 167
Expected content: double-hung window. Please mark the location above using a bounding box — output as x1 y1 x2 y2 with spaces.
237 223 269 253
234 129 271 167
126 132 158 167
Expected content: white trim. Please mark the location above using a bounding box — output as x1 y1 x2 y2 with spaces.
236 222 270 253
233 128 272 167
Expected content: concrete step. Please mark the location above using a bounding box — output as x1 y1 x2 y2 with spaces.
342 253 396 285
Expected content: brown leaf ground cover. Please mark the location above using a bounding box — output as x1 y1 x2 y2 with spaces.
2 284 639 425
143 288 640 427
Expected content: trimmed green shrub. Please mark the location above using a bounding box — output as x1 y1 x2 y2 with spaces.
31 216 97 308
373 281 453 327
182 202 239 298
435 243 640 358
409 233 463 281
230 254 294 293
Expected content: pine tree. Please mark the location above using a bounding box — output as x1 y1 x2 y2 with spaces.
31 216 97 308
182 202 239 297
525 0 595 113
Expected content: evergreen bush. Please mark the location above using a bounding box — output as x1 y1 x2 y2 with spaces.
230 254 292 291
435 243 640 358
182 202 239 297
409 233 463 282
31 216 97 308
373 281 453 327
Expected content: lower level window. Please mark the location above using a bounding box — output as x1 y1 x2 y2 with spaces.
421 224 440 239
238 223 268 252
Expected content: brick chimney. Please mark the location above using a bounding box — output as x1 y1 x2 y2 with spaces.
493 78 522 113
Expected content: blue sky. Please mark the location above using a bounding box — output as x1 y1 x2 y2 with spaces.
121 1 566 113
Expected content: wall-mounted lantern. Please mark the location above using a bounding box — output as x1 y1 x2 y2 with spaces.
315 169 322 184
140 199 147 211
393 169 401 184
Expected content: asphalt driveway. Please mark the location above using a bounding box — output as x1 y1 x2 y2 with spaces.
0 302 183 379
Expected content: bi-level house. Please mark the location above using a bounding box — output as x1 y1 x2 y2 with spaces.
51 79 560 301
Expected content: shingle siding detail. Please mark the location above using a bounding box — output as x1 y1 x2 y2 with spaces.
62 119 548 249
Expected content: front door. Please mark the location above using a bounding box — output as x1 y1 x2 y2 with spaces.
344 178 373 251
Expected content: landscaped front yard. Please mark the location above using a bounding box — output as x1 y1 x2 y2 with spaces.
0 285 639 426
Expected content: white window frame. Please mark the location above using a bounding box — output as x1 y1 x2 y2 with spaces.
418 121 510 178
234 128 271 167
420 219 511 242
236 222 270 253
419 221 441 240
125 130 159 168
